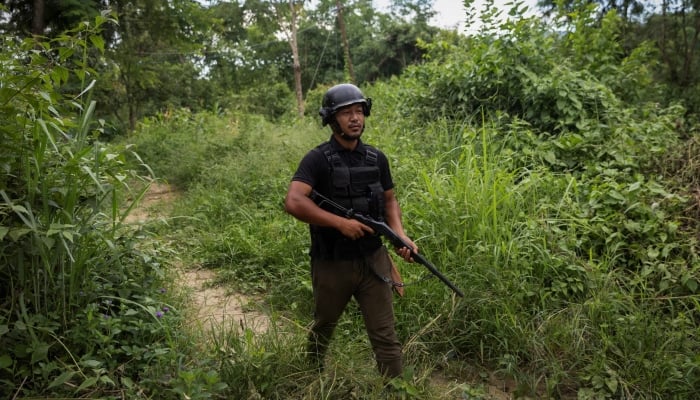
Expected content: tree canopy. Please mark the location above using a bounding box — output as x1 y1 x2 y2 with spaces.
0 0 698 132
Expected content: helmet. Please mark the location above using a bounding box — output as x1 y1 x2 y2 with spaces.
319 83 372 126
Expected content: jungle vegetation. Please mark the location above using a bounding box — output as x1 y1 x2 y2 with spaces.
1 0 699 398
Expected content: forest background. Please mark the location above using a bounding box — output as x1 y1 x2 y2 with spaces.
1 0 700 398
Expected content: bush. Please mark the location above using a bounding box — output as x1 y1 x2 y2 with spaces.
0 18 220 399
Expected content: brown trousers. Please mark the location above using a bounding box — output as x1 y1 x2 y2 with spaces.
307 246 403 378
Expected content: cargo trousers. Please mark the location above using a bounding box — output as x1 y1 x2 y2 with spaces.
307 246 403 378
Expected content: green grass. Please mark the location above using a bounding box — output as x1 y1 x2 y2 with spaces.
4 18 700 399
120 100 699 399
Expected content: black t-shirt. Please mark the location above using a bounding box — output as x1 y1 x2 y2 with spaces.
291 135 395 260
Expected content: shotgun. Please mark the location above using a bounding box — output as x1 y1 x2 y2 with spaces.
311 190 464 297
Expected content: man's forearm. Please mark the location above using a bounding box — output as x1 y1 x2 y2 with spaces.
384 196 407 238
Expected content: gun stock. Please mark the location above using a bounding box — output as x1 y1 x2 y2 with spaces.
312 190 464 297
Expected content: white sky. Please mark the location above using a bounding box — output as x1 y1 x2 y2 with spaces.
374 0 541 32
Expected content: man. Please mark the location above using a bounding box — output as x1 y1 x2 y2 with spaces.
284 83 417 378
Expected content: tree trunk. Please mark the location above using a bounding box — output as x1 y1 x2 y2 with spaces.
335 0 355 83
32 0 45 36
129 101 136 132
290 0 305 117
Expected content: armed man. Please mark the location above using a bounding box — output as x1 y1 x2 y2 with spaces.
284 83 416 378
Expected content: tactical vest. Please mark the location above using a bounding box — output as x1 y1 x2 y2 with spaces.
322 146 385 220
308 143 385 260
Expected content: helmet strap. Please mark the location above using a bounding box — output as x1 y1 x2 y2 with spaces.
330 119 364 139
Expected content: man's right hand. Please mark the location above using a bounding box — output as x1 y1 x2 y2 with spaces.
336 218 374 240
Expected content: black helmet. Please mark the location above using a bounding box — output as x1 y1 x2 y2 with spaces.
319 83 372 126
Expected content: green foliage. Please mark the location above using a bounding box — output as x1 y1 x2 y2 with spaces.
1 13 117 321
0 19 226 399
94 0 215 132
367 4 698 397
227 82 296 121
125 108 240 189
352 19 440 82
132 86 696 398
1 0 105 36
131 113 319 296
399 3 664 141
5 1 699 398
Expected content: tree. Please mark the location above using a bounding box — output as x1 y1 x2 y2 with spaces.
0 0 474 130
290 1 305 116
390 0 437 25
645 0 700 114
32 0 44 35
538 0 700 116
97 0 212 131
295 0 441 90
1 0 107 37
336 0 356 82
270 0 306 116
538 0 648 20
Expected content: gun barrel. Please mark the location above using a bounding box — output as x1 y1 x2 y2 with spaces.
411 252 464 297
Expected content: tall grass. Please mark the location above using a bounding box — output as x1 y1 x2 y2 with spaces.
366 103 699 398
128 108 496 397
0 19 227 399
129 101 698 398
123 82 699 399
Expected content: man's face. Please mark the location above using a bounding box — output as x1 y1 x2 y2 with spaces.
334 103 365 139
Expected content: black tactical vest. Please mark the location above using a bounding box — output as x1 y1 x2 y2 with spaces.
308 143 385 260
323 147 385 220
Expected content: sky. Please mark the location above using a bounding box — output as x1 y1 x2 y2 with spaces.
374 0 541 32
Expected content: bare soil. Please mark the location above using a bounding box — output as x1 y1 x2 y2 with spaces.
178 267 269 333
126 181 269 335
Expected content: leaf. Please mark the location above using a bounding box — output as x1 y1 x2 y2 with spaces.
77 376 99 391
0 226 8 241
30 343 50 364
0 354 12 369
47 223 63 236
11 204 29 214
543 151 556 164
90 35 105 51
48 371 76 389
99 375 115 386
568 92 582 110
121 376 134 388
646 247 659 259
80 359 102 368
627 181 642 192
48 105 60 118
607 190 625 202
556 98 566 110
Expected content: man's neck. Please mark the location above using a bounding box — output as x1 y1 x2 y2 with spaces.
333 132 359 151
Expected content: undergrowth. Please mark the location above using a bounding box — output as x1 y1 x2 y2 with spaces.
3 4 700 399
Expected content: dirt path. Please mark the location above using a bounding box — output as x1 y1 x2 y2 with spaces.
126 181 269 335
179 268 269 333
127 182 516 399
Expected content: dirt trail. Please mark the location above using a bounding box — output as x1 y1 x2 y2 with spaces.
179 268 269 332
127 182 516 399
126 182 269 334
